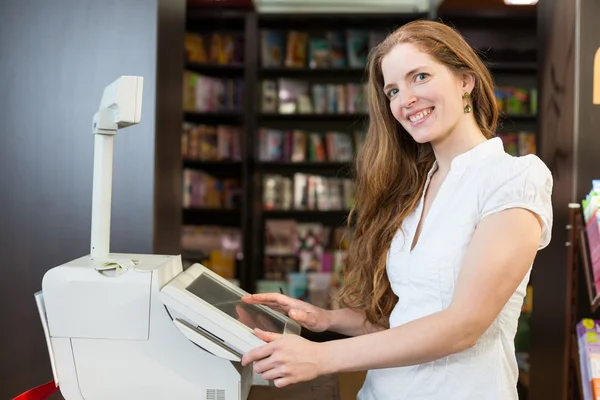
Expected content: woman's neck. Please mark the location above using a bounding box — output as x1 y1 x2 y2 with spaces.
431 118 487 174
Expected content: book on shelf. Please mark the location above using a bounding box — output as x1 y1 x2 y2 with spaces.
276 78 311 114
262 173 354 212
497 132 536 156
183 71 244 113
263 174 293 210
181 225 242 280
264 256 299 281
182 123 242 161
260 78 368 115
582 181 600 297
261 80 278 113
261 219 352 309
285 31 309 68
182 169 242 209
261 30 286 68
495 86 537 116
258 128 363 163
256 279 289 296
346 30 369 68
308 34 330 69
260 28 386 69
185 31 244 66
264 219 296 256
576 319 600 400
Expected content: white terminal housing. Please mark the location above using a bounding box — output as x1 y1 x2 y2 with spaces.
35 76 301 400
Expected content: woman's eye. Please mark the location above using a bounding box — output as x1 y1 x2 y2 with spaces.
387 88 399 98
416 73 429 82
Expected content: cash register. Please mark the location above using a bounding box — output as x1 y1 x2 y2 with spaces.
33 76 301 400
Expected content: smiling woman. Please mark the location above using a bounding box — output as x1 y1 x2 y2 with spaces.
241 20 553 400
342 19 502 332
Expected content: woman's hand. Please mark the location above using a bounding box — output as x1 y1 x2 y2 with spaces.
241 328 329 388
241 293 331 332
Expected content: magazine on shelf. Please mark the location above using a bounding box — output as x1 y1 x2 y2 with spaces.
182 123 241 161
308 35 330 69
183 71 244 113
261 80 278 113
258 127 358 163
285 31 309 68
182 169 241 209
261 30 286 67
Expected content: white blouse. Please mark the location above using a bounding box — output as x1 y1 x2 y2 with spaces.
357 137 553 400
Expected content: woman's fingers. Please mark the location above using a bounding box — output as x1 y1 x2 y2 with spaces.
289 309 309 324
241 293 325 330
289 309 320 330
260 366 286 381
242 293 291 306
253 356 278 375
242 293 295 312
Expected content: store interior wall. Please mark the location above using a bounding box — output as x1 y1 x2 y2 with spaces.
574 0 600 201
530 0 575 397
532 0 600 398
0 0 160 397
153 0 186 256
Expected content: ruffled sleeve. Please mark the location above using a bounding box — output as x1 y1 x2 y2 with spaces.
479 155 554 250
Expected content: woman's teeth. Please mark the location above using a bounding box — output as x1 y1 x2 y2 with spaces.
409 108 433 123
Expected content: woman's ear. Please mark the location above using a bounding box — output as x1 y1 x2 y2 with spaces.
461 72 476 94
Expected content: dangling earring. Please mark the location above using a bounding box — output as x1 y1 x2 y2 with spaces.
463 92 472 113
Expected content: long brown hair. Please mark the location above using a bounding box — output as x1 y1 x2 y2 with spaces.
338 20 499 329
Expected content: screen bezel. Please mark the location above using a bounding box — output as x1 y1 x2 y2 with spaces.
185 272 288 335
160 263 300 354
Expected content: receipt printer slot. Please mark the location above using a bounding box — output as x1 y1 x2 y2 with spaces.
174 318 243 362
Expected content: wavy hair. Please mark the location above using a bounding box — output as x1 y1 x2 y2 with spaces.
337 20 499 329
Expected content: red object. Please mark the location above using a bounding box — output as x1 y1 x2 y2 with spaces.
13 381 59 400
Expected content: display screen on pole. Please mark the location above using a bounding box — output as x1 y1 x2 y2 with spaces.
186 273 286 334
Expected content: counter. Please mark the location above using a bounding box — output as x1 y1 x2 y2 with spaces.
248 374 340 400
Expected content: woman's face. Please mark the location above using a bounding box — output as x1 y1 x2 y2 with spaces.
381 43 471 145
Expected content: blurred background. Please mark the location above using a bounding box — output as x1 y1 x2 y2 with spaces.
1 0 599 398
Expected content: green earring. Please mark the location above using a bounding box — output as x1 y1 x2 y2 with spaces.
463 92 472 113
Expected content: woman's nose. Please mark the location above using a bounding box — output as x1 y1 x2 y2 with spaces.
398 90 417 109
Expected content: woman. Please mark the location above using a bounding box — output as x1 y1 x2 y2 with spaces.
241 20 553 399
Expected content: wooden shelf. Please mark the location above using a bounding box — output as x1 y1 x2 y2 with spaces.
502 114 537 122
259 67 367 79
183 160 242 170
437 10 537 29
260 63 537 77
259 64 537 76
184 111 243 124
183 207 241 226
258 12 427 30
259 113 367 121
186 62 244 75
187 7 248 21
262 209 350 224
486 61 537 73
183 207 241 212
257 161 351 172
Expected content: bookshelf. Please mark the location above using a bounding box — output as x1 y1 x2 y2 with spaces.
562 192 600 400
182 7 252 288
177 4 542 398
181 5 540 298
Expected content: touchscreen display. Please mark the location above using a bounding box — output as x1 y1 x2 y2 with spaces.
186 273 286 334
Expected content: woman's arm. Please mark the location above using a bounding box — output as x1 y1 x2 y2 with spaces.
321 207 542 374
326 308 385 336
241 207 544 387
